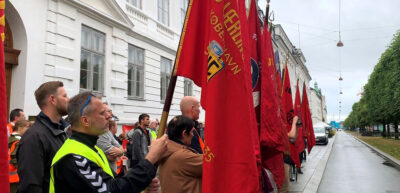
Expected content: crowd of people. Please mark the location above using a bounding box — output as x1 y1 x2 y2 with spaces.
7 81 205 193
7 80 308 193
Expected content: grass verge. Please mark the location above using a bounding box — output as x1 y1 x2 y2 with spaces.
347 131 400 160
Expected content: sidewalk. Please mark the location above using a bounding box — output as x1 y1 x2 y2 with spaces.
288 135 336 193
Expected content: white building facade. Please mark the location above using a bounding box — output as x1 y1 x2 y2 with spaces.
271 24 328 124
5 0 203 128
309 82 327 124
271 24 312 106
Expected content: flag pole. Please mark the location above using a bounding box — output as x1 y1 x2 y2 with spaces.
157 0 193 138
280 53 290 96
265 0 270 25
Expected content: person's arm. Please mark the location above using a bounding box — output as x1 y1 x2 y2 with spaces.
53 135 168 193
108 147 124 157
180 151 203 177
17 133 45 193
97 133 114 154
54 154 155 193
10 142 19 166
288 116 299 143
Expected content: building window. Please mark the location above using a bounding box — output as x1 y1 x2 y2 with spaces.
158 0 169 26
126 0 141 9
128 45 145 99
160 57 172 101
180 0 189 28
184 78 193 96
80 26 105 93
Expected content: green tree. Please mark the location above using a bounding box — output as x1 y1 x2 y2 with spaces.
345 30 400 138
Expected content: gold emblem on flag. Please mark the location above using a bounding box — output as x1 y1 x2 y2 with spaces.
207 41 225 82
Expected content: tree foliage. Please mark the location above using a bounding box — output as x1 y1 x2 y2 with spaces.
344 30 400 133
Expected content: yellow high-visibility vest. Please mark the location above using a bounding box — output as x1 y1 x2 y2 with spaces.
49 138 114 193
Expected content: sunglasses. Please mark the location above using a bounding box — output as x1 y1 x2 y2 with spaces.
80 93 95 116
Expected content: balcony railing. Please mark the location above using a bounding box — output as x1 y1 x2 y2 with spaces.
125 2 179 41
126 3 148 25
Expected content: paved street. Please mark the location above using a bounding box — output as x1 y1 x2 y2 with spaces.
318 131 400 193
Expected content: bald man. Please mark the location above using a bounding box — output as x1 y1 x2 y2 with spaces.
180 96 203 154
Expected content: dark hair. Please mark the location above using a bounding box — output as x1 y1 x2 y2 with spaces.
34 81 64 109
138 113 149 124
13 120 30 132
67 92 94 128
9 108 23 122
167 115 194 141
296 117 303 126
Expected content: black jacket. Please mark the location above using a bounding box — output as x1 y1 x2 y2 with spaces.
17 112 68 193
53 131 156 193
190 121 203 154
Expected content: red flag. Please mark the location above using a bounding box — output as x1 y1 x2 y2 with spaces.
294 80 305 165
259 25 285 152
259 25 286 188
247 0 263 183
302 83 316 153
275 68 290 156
0 0 10 192
176 1 259 192
122 125 135 149
281 65 300 167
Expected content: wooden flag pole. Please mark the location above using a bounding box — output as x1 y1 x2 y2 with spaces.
157 0 193 138
265 0 270 25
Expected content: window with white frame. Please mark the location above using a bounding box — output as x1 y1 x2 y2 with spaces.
160 57 172 101
128 45 145 99
184 78 193 96
126 0 142 9
158 0 169 26
80 25 105 93
180 0 189 28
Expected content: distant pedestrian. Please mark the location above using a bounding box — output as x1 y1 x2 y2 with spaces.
180 96 203 154
7 108 26 137
147 119 159 141
8 120 30 193
17 81 69 193
127 113 151 167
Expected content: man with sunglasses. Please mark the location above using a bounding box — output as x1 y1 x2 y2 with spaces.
49 92 168 193
17 81 69 193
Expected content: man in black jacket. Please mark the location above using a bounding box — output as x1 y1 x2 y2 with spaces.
17 81 69 193
180 96 203 153
127 113 151 167
51 92 167 193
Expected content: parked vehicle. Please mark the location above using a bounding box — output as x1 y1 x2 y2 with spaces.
314 127 329 145
313 122 330 145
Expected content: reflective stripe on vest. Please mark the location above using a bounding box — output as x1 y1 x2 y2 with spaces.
49 139 114 193
9 140 19 183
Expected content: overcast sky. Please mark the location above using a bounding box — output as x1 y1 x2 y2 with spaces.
258 0 400 122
